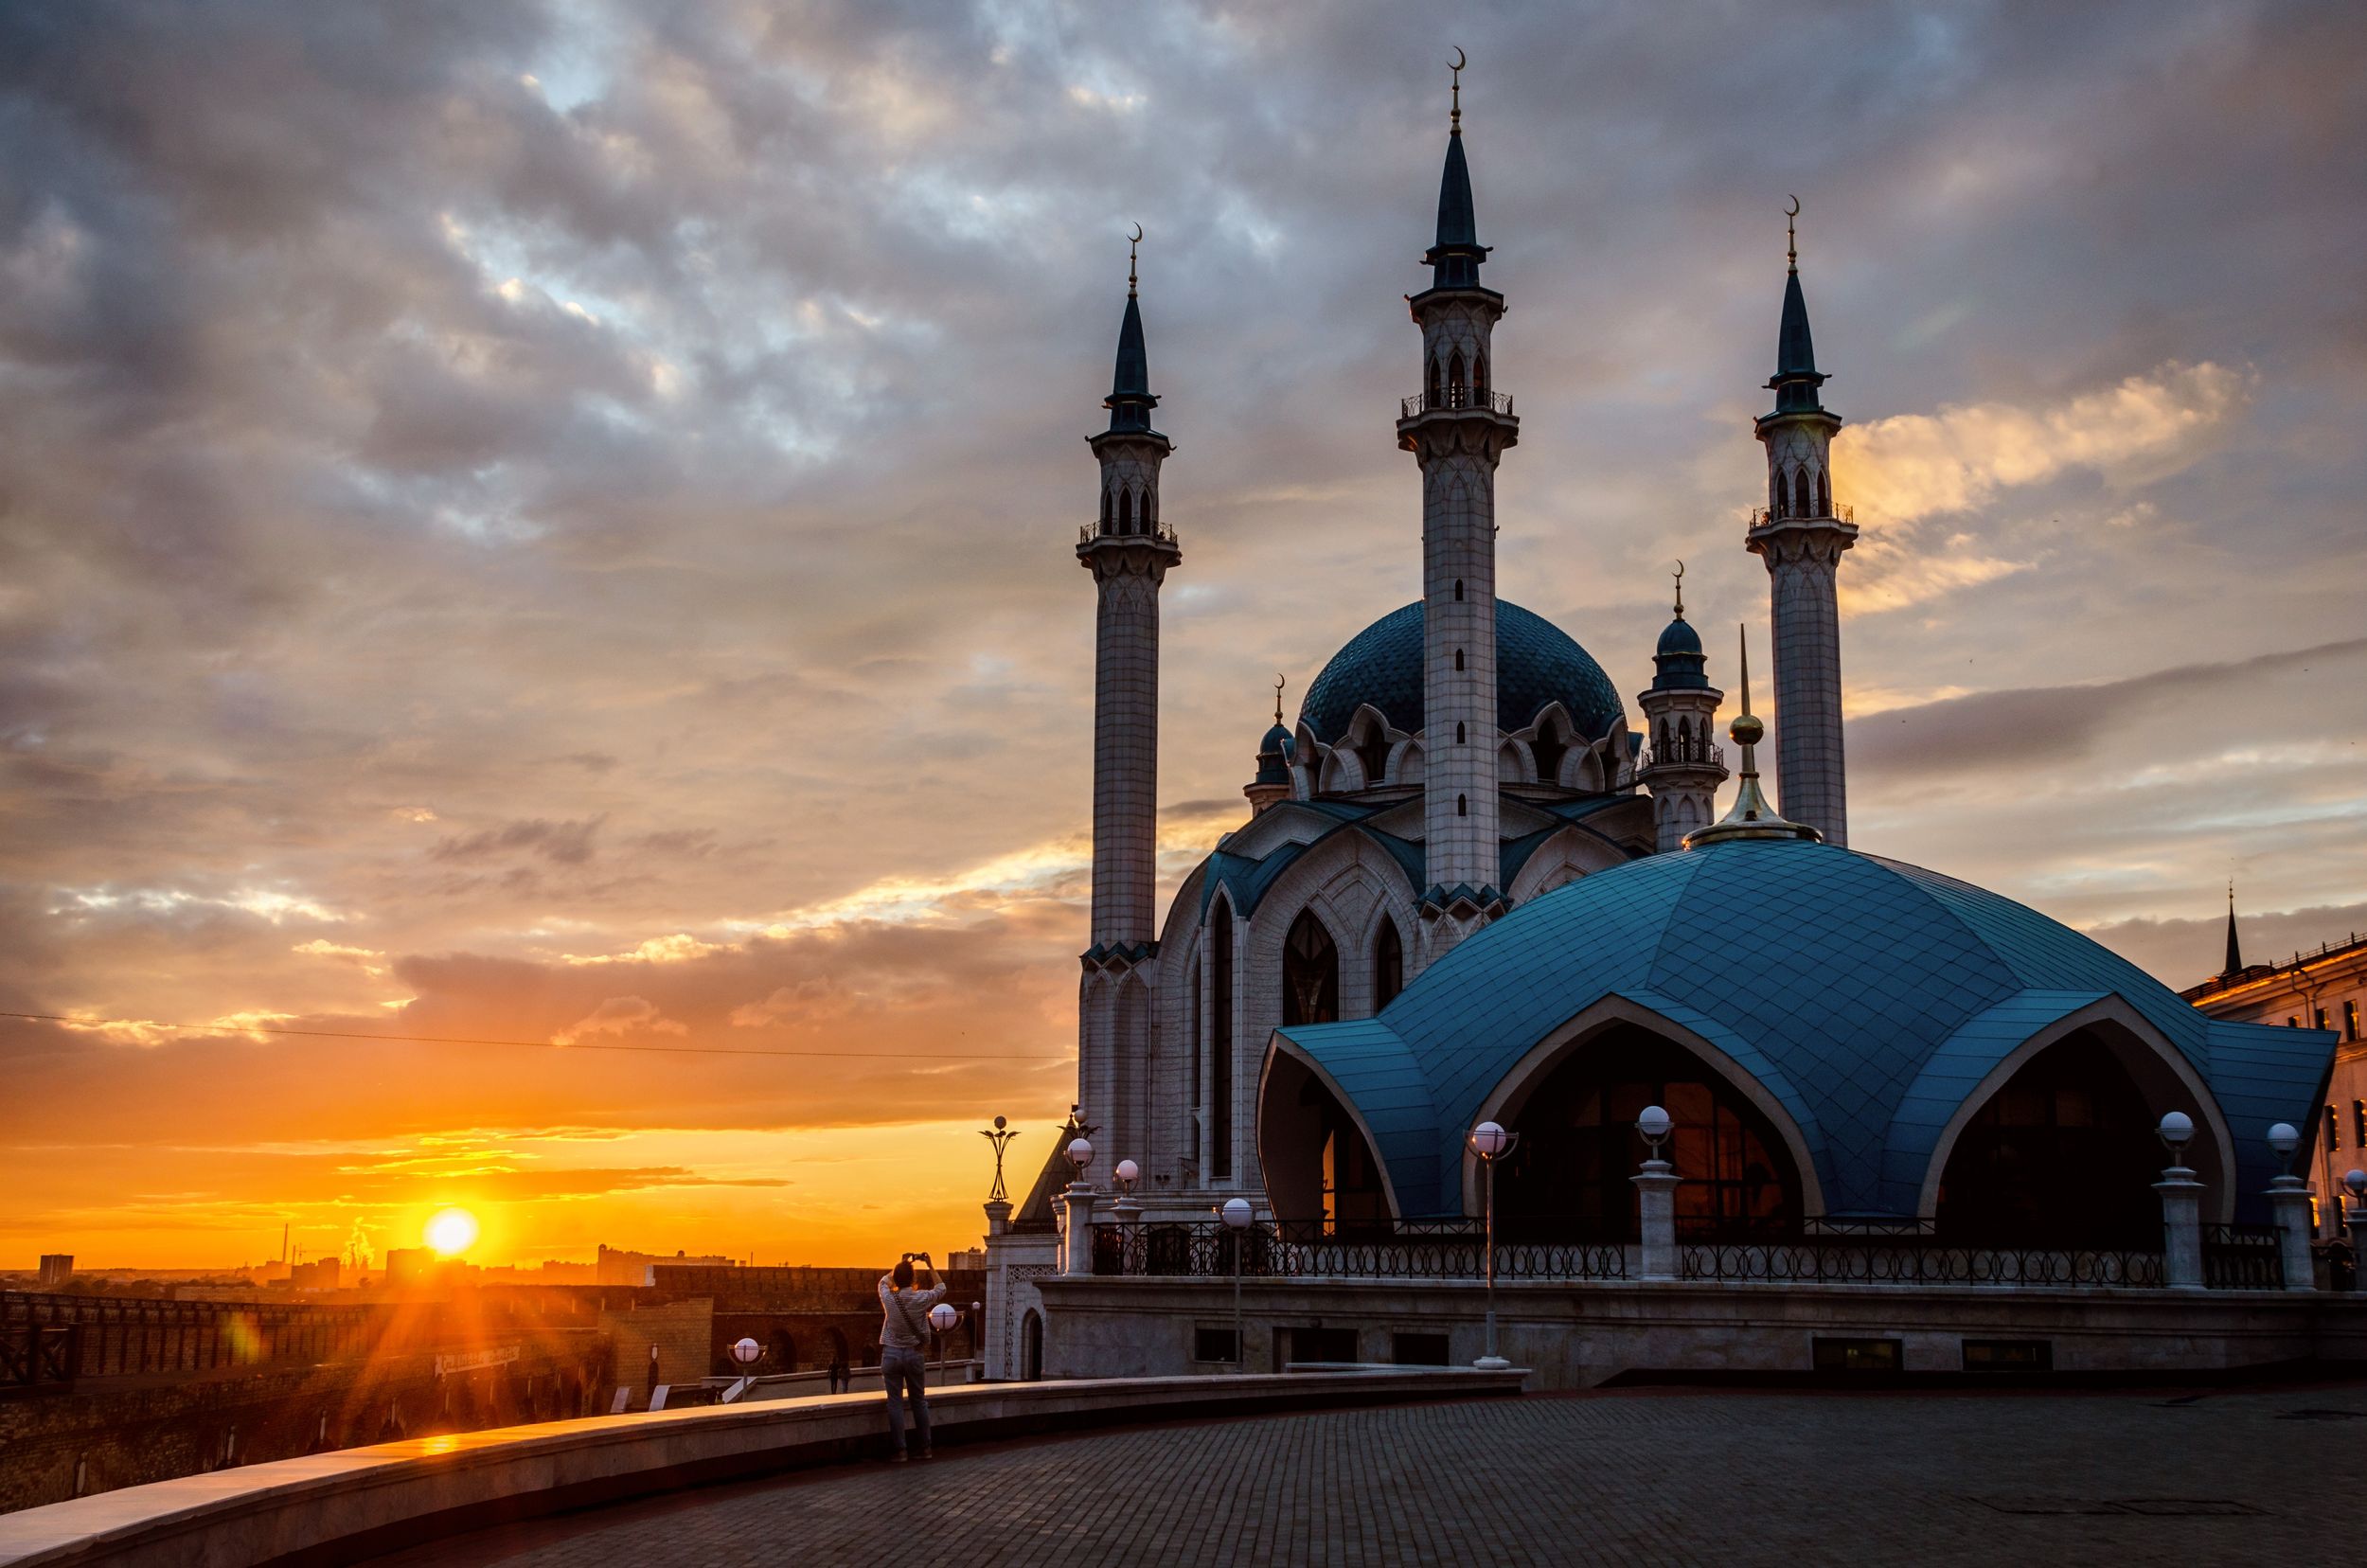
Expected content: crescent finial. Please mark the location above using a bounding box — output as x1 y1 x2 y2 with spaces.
1450 45 1467 72
1126 223 1141 297
1672 560 1685 617
1784 195 1799 273
1129 223 1143 244
1785 194 1800 219
1449 46 1466 128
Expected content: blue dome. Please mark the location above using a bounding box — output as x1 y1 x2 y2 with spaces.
1274 838 2325 1221
1297 600 1624 744
1655 615 1702 657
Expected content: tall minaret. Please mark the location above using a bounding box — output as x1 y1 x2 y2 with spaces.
1748 200 1856 846
1397 52 1518 961
1636 566 1728 854
1077 231 1179 1149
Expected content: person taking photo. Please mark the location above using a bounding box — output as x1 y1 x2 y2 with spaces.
879 1252 949 1460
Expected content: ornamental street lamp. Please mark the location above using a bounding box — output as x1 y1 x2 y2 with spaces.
1468 1119 1521 1370
1220 1196 1254 1372
1068 1136 1095 1175
929 1302 958 1379
1114 1158 1140 1193
980 1116 1021 1204
729 1336 761 1375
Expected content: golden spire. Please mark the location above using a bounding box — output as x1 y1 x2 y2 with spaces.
1127 223 1142 299
1684 624 1820 847
1449 45 1466 132
1785 195 1800 276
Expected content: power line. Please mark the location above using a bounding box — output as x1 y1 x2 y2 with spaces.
0 1011 1071 1061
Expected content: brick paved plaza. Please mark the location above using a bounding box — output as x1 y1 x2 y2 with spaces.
381 1381 2367 1567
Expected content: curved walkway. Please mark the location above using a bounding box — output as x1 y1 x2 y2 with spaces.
382 1382 2367 1568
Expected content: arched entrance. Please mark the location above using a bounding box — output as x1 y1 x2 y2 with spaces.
1492 1025 1802 1239
1257 1045 1393 1234
1935 1031 2162 1245
766 1328 796 1370
1021 1310 1042 1381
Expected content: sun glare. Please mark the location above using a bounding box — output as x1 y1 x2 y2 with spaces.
424 1207 479 1256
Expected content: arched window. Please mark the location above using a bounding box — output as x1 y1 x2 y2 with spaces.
1356 728 1391 786
1117 488 1133 533
1771 473 1786 519
1815 468 1829 517
1428 353 1443 407
1494 1026 1803 1241
1021 1310 1042 1380
1101 488 1113 530
1373 920 1403 1010
1473 351 1488 397
1281 909 1339 1027
1454 649 1465 671
1532 722 1569 786
1936 1034 2160 1246
1454 579 1464 601
1448 349 1467 406
1209 895 1235 1181
1456 722 1467 744
1457 793 1468 816
1793 468 1811 519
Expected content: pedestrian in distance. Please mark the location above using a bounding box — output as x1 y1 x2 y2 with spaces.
880 1251 949 1461
828 1349 850 1395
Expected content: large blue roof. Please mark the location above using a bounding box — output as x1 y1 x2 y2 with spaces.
1298 600 1624 745
1275 838 2333 1221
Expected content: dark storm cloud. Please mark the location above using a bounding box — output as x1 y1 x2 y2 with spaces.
1855 637 2367 777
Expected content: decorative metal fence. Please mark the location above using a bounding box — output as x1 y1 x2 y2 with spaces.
1 1292 387 1381
1091 1221 1627 1282
0 1323 79 1394
1677 1238 2165 1288
2201 1223 2287 1290
1399 388 1516 419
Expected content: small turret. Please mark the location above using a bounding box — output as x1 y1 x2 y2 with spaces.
1246 677 1294 815
1637 565 1726 852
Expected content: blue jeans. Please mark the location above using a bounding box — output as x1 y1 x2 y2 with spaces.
881 1347 930 1452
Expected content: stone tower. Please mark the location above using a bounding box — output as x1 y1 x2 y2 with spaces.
1397 62 1518 960
1077 237 1179 1163
1747 205 1855 846
1636 571 1727 853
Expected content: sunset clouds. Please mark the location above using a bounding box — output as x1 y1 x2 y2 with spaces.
3 0 2363 1267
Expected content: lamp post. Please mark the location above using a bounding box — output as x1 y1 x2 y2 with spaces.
1220 1196 1253 1372
981 1116 1021 1236
728 1336 761 1392
1061 1136 1097 1275
1468 1120 1520 1370
928 1302 958 1381
2264 1122 2315 1292
1631 1104 1680 1282
2154 1110 2204 1291
1112 1158 1143 1228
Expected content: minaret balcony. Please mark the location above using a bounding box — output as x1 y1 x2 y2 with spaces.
1750 502 1853 526
1399 387 1515 419
1079 519 1180 548
1637 739 1730 778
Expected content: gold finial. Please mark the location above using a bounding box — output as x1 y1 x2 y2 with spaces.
1274 673 1287 726
1732 623 1761 748
1127 223 1142 299
1672 559 1686 618
1684 622 1818 847
1785 195 1800 276
1449 46 1466 131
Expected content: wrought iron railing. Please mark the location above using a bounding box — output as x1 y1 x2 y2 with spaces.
1636 739 1728 775
1749 502 1855 526
1079 519 1179 547
1399 388 1515 419
1678 1238 2164 1287
0 1323 79 1394
1091 1221 1626 1281
2201 1222 2287 1290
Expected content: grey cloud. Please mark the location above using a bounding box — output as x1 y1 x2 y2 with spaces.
431 816 605 865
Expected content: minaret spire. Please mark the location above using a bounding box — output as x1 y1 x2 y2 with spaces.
2222 882 2244 976
1749 195 1855 846
1638 560 1727 853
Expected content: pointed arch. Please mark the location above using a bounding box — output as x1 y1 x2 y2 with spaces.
1473 349 1488 397
1371 917 1405 1012
1447 348 1468 406
1208 889 1237 1182
1280 908 1340 1028
1793 467 1811 519
1116 488 1133 533
1815 467 1829 517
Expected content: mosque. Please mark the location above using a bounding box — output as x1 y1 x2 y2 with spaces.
980 68 2351 1384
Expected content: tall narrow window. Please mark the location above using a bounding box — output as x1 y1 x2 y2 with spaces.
1793 468 1811 517
1816 469 1830 516
1454 649 1465 671
1117 489 1133 533
1280 910 1340 1027
2347 1001 2359 1041
1473 351 1488 397
1457 793 1468 816
1456 722 1466 744
2356 1099 2366 1149
2329 1104 2342 1150
1210 898 1235 1180
1373 921 1403 1011
1448 349 1467 406
1454 579 1464 601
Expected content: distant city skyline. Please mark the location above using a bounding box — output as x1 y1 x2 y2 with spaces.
4 1 2362 1268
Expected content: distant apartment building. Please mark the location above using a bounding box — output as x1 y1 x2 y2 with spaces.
2183 918 2366 1235
382 1248 436 1287
287 1256 341 1291
596 1245 735 1287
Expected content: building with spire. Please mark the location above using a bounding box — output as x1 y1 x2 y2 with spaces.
981 63 2343 1386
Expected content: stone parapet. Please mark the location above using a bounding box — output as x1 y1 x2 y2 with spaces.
0 1369 1521 1568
